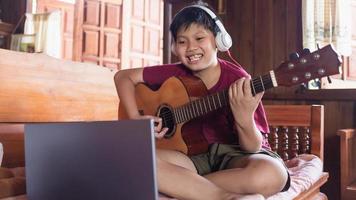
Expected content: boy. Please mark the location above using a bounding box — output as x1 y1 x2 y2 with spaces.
114 2 289 200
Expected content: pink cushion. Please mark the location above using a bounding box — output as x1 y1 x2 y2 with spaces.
267 154 323 200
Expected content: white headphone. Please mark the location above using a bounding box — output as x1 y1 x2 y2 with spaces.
187 5 232 52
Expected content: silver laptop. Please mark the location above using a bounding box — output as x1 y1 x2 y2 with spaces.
25 120 158 200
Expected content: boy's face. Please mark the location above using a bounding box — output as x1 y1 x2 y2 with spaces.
173 23 218 72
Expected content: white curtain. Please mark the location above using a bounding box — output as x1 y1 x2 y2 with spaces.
302 0 352 56
24 10 62 58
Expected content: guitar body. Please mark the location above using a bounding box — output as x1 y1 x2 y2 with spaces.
119 76 209 155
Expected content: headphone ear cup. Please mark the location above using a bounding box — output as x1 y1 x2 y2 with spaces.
215 32 232 52
215 33 225 52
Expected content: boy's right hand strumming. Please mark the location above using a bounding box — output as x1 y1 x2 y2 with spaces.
114 69 168 138
131 115 169 139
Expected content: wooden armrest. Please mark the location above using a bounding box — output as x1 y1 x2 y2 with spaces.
338 128 356 199
294 172 329 200
337 129 355 140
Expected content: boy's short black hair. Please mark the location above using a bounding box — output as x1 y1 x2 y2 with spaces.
169 1 220 42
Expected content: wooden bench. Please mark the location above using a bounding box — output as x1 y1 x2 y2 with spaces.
0 49 328 199
264 105 328 199
337 129 356 200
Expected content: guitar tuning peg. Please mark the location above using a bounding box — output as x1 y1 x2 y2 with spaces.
311 79 321 89
295 83 307 94
327 76 332 83
289 52 299 61
301 48 311 56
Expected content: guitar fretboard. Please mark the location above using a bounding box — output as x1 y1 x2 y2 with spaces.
173 72 276 124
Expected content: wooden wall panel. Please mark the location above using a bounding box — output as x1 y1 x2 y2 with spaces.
149 0 161 24
131 25 144 52
146 29 161 56
105 3 121 28
83 30 99 56
122 0 163 69
102 3 122 70
104 33 119 58
286 0 302 55
0 0 26 32
225 0 254 75
272 0 287 70
130 57 144 69
132 0 145 20
253 1 274 77
84 1 100 25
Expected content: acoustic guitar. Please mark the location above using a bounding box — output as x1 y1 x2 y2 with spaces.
119 44 341 156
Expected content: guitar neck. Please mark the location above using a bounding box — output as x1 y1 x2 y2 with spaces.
173 71 277 124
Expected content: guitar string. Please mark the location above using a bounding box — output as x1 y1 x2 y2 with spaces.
159 92 226 118
252 75 273 93
253 75 272 89
159 91 229 124
161 92 226 122
159 83 274 123
159 83 272 123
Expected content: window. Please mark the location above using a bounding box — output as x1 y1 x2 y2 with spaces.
302 0 356 89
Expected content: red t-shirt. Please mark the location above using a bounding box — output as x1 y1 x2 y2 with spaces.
143 59 271 149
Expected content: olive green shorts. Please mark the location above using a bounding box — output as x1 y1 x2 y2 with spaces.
189 143 290 192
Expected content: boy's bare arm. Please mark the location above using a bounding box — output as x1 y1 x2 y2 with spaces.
234 118 263 152
114 68 144 118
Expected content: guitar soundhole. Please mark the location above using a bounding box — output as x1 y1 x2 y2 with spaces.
157 104 176 138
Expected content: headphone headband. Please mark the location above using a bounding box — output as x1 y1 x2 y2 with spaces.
181 5 232 52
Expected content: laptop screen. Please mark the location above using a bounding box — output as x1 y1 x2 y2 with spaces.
25 120 157 200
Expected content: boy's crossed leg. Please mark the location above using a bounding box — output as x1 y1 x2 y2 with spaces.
156 149 265 200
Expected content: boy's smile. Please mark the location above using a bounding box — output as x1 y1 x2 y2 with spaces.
187 54 203 63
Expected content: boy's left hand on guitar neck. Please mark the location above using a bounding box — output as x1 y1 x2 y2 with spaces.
228 77 264 127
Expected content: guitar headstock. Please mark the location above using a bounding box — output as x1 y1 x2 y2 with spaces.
274 45 342 87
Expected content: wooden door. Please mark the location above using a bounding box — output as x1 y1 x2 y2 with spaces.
74 0 164 70
123 0 164 69
73 0 123 69
36 0 75 60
